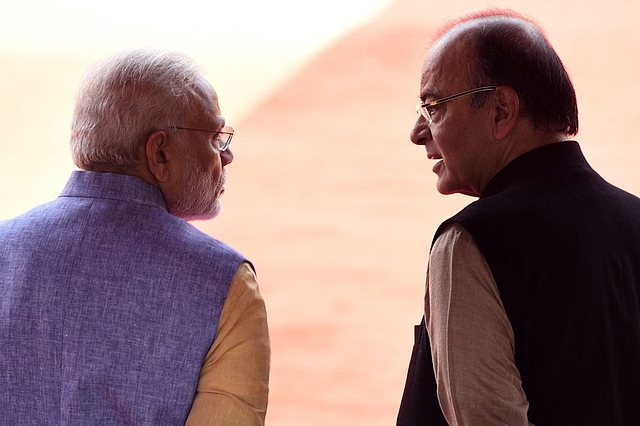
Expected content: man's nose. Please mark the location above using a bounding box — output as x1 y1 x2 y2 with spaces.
221 148 234 166
410 116 432 145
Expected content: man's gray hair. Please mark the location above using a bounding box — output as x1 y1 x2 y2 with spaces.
70 49 206 170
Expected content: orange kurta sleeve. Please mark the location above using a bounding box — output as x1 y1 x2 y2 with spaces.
186 262 270 426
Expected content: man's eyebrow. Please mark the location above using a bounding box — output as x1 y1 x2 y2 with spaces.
419 89 440 102
214 116 226 129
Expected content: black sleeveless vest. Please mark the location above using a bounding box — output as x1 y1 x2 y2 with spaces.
397 142 640 425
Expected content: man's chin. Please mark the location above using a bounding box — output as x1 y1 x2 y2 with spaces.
436 181 479 197
176 200 221 222
435 179 455 195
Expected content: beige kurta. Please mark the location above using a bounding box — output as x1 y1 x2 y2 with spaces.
426 223 533 426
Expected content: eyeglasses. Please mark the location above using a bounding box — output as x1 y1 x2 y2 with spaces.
165 125 234 151
416 86 498 125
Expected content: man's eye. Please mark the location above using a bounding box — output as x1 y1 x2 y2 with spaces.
426 106 438 116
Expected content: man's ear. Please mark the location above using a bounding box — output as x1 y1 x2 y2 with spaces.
492 85 520 140
145 131 171 183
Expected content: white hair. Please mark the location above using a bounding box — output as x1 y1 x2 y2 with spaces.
70 49 206 170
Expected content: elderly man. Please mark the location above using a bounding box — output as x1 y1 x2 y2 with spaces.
0 50 269 425
397 10 640 426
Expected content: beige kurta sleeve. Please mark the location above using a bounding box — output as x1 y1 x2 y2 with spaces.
186 261 270 426
426 223 531 426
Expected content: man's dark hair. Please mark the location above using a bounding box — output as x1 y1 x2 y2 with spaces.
445 10 579 136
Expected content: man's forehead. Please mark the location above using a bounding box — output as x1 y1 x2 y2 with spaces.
419 35 473 98
190 92 225 129
196 80 224 119
418 49 451 98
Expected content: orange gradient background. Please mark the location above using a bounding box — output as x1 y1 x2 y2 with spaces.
2 0 640 424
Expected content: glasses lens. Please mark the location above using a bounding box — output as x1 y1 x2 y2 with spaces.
219 136 230 151
218 127 234 151
416 104 432 124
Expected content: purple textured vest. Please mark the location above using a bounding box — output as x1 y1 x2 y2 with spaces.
0 171 246 425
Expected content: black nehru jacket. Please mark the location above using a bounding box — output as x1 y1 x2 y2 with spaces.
397 142 640 425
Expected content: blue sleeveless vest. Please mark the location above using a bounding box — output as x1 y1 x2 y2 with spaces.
0 171 246 425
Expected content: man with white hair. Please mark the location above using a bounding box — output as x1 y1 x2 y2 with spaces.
0 49 270 425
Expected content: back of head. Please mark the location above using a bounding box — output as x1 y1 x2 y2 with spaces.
71 49 206 170
439 10 579 136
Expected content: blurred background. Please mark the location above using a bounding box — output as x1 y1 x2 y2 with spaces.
2 0 639 424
